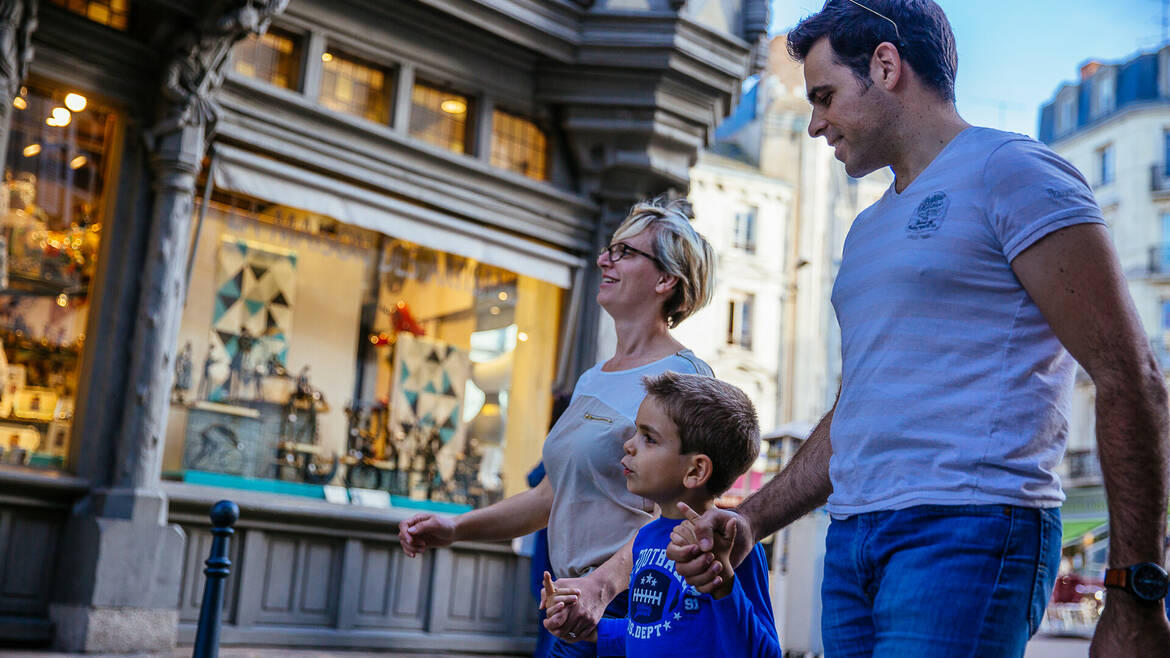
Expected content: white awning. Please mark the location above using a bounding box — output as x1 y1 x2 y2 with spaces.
211 145 580 289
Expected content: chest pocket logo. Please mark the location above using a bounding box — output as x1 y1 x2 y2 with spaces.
907 191 950 238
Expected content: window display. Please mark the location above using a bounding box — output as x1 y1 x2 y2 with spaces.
0 83 117 470
162 195 562 511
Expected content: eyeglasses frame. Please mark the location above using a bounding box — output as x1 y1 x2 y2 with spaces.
600 242 663 269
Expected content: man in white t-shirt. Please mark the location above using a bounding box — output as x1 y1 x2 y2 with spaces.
667 2 1170 656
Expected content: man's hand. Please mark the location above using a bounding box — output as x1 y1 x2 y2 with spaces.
542 571 611 642
675 503 738 599
1090 596 1170 657
397 513 455 558
667 503 754 594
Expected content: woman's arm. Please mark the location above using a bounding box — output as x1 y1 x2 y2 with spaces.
399 477 554 557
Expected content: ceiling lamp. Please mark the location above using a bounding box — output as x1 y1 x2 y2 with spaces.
64 93 87 112
12 96 26 110
440 98 467 115
22 144 40 157
70 155 87 170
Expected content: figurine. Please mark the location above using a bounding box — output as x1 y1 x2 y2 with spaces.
171 341 193 404
196 345 219 401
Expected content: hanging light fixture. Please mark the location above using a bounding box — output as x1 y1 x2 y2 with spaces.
70 155 87 170
64 93 87 112
12 96 26 110
440 98 467 115
22 144 40 157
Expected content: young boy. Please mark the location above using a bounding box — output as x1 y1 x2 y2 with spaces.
543 371 781 657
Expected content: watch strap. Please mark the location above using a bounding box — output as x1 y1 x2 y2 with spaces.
1103 567 1128 589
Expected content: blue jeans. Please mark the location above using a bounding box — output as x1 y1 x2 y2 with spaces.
821 504 1061 657
547 592 628 658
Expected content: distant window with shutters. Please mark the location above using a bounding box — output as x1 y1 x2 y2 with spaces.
318 51 392 124
732 207 757 253
48 0 130 30
1164 129 1170 177
1098 144 1115 185
410 82 472 154
490 110 547 181
233 28 301 91
727 293 754 350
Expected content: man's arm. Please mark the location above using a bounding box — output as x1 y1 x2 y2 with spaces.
1010 223 1170 655
667 392 837 591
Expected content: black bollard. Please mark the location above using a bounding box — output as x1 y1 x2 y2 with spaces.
192 500 239 658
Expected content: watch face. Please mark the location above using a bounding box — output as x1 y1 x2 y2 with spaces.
1131 563 1170 601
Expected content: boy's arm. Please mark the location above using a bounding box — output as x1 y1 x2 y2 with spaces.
709 577 782 658
595 618 626 657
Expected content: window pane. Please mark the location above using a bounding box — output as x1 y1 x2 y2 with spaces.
410 82 471 154
48 0 130 31
161 194 562 510
490 110 547 180
318 52 391 124
0 84 118 471
233 29 301 91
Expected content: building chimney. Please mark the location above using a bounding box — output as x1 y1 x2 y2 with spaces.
1080 61 1102 80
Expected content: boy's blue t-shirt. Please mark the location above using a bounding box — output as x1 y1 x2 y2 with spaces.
596 516 781 657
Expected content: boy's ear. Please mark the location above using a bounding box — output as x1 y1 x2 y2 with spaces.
682 454 713 491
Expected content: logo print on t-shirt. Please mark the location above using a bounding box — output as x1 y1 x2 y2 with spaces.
630 567 672 623
907 191 950 238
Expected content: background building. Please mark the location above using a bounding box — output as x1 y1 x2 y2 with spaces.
1038 42 1170 633
0 0 765 653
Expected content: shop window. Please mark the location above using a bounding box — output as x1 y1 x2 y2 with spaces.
732 206 757 253
0 84 118 470
232 28 301 91
490 110 547 181
161 194 562 511
410 82 472 154
318 51 391 124
727 293 753 350
48 0 130 31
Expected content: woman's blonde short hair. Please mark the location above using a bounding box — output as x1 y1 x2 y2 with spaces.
611 196 715 328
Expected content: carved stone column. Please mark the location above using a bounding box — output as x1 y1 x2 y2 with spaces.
0 0 36 167
49 2 287 652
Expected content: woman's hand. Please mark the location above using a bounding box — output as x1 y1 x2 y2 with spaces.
542 571 608 642
397 513 456 558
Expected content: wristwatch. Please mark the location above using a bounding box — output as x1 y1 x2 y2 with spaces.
1103 562 1170 604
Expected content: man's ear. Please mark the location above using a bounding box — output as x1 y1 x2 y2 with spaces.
683 454 713 491
870 41 902 91
655 273 679 296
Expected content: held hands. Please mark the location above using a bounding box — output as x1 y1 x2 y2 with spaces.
397 513 456 558
666 502 753 595
539 571 600 643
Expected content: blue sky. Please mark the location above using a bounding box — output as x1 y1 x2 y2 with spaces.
770 0 1167 136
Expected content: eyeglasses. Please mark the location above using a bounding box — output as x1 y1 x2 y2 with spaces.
600 242 662 268
842 0 902 45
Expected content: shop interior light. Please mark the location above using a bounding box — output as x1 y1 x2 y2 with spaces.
517 331 529 342
69 155 87 170
497 291 508 301
47 107 71 127
489 306 500 315
64 93 87 112
56 294 68 308
321 52 334 63
440 98 467 115
12 96 26 110
22 144 40 157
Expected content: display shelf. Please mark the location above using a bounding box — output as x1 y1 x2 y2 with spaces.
0 272 87 298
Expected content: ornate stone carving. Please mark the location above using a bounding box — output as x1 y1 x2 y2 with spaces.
148 0 288 149
0 0 36 104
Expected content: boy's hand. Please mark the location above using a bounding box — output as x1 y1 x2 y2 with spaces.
541 572 603 642
677 503 737 599
669 498 748 592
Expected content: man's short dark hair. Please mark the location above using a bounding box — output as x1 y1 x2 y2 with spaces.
787 0 958 102
642 371 760 496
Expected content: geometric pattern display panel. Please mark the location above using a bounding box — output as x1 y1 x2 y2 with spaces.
390 333 470 446
209 237 297 401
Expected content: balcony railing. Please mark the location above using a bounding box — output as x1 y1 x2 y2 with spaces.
1152 164 1170 193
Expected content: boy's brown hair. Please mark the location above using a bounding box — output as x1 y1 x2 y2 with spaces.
642 371 760 495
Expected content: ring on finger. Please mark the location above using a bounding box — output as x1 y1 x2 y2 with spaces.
567 631 577 639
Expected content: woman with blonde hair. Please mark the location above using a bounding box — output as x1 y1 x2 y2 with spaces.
399 196 716 657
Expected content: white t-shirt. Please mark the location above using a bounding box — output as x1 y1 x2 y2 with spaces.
828 127 1105 516
570 350 715 421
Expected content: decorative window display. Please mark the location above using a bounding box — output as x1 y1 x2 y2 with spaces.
162 195 562 512
48 0 130 31
490 110 547 181
410 82 471 154
0 83 117 470
318 51 391 124
232 28 302 91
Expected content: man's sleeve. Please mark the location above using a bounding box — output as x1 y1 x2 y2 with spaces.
984 138 1106 262
597 617 626 657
